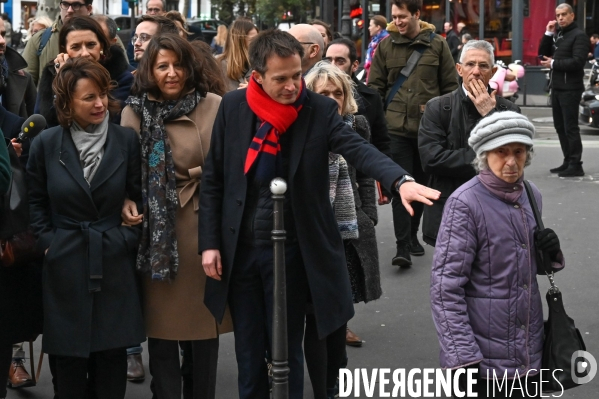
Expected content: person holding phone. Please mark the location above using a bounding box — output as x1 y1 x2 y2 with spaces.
538 3 588 177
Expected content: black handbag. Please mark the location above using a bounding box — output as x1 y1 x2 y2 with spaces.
523 180 586 392
0 137 42 267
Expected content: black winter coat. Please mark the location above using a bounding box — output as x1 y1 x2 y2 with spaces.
418 87 520 246
538 22 588 92
27 123 145 357
353 76 390 157
446 30 461 63
345 115 381 303
199 89 406 339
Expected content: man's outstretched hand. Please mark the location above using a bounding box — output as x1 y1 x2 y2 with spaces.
398 181 441 216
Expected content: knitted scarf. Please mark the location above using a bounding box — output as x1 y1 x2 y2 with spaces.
125 91 202 281
477 169 524 203
364 29 389 71
245 76 307 182
328 114 359 240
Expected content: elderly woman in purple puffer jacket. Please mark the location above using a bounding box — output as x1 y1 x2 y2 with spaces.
430 111 565 399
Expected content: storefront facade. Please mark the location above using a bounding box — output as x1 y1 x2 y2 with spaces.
421 0 597 65
1 0 212 33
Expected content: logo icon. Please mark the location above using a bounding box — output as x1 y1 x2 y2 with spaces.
571 350 597 385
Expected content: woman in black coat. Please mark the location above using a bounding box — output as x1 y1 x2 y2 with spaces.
304 61 382 398
27 57 144 399
35 16 134 128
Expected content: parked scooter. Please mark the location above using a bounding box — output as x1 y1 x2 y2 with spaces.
578 60 599 128
489 60 524 103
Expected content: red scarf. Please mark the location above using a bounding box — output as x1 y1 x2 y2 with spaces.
244 76 307 180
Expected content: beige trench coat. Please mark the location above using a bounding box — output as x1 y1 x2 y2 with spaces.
121 93 233 340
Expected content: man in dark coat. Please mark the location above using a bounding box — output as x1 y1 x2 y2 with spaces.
418 40 520 247
444 21 461 63
539 3 588 177
325 37 391 158
198 29 440 399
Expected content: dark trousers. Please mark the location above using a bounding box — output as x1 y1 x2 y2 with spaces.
228 243 308 399
389 134 428 246
304 316 346 399
148 337 219 399
552 89 584 165
0 343 12 397
54 348 127 399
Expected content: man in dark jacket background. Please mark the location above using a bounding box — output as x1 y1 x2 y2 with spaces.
418 40 520 247
368 0 458 267
325 37 391 158
444 21 460 63
539 3 588 177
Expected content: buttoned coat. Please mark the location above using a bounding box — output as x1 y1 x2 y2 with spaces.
121 93 233 340
26 123 145 358
198 89 406 338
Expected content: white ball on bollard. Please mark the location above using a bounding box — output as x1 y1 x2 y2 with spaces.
270 178 287 195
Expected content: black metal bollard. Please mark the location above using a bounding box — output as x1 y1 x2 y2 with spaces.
270 178 289 399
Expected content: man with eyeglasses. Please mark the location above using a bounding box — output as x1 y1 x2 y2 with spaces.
127 0 166 66
539 3 588 177
22 0 93 86
417 40 520 247
130 15 178 65
287 24 324 75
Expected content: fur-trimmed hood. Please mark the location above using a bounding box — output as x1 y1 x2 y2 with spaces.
386 20 436 34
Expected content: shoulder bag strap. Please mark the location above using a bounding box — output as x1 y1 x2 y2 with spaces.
384 32 435 109
37 28 53 57
523 180 558 288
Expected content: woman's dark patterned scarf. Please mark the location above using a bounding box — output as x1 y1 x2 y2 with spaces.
125 91 201 281
245 76 307 182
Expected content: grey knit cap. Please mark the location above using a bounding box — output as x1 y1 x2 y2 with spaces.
468 111 535 155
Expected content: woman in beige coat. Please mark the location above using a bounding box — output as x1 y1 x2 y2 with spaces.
121 34 232 399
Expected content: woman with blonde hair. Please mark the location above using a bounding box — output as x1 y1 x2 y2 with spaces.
304 61 381 398
28 15 52 37
216 18 257 92
211 24 227 55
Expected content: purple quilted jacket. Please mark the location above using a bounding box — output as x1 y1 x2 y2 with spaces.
430 177 564 378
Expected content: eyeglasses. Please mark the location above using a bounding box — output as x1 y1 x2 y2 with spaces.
59 1 86 10
299 42 314 46
132 33 152 45
147 8 162 14
460 61 492 71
